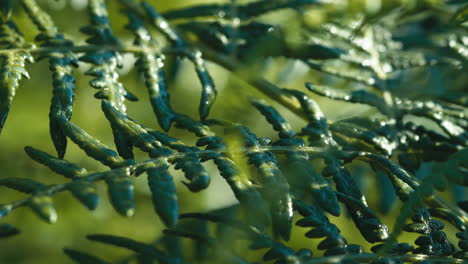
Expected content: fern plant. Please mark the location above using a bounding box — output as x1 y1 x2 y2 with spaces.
0 0 467 263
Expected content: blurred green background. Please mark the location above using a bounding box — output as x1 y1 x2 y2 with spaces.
0 0 465 263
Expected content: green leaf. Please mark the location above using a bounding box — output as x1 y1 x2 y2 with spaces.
48 52 78 158
67 181 99 211
187 51 217 120
250 98 295 138
0 0 12 22
29 195 57 223
0 178 46 194
0 223 19 238
451 4 468 25
64 248 110 264
0 51 33 134
105 168 135 217
147 164 179 227
58 115 129 167
24 146 87 178
87 234 169 262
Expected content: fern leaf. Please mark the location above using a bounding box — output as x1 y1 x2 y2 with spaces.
105 168 135 217
81 0 137 160
58 115 130 168
0 21 33 134
186 50 217 120
225 124 293 240
101 100 167 157
87 234 170 262
0 178 46 194
29 195 57 223
250 98 295 139
251 99 340 216
64 248 110 264
324 157 389 243
24 146 87 178
149 130 210 192
125 12 176 131
21 0 79 158
147 163 179 227
67 181 100 211
0 223 19 238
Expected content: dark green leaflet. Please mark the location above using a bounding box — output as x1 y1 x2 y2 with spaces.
101 101 167 157
294 199 361 256
251 98 340 216
250 98 295 139
105 168 135 217
0 20 33 134
229 124 293 240
187 50 217 120
0 51 32 134
29 195 57 223
24 146 87 178
0 177 46 194
451 3 468 24
163 229 249 264
21 0 78 158
305 83 389 115
282 88 336 147
139 1 217 120
211 155 272 232
0 0 12 22
403 208 455 256
0 223 19 238
175 116 271 229
324 157 389 243
81 0 137 160
24 147 99 210
126 11 175 131
67 181 100 211
147 164 178 227
87 234 170 262
58 115 130 168
149 130 210 192
49 52 78 158
64 249 110 264
330 121 396 156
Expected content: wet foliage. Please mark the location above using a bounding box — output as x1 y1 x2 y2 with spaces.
0 0 467 263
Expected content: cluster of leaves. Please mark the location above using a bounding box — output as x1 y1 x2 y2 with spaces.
0 0 467 263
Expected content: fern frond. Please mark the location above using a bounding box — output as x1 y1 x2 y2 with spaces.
0 21 33 133
21 0 79 158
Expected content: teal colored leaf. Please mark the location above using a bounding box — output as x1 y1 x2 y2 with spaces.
67 181 99 211
64 248 110 264
24 146 87 178
87 234 169 262
0 51 33 134
105 168 135 217
250 98 295 138
49 52 78 158
233 125 293 240
29 195 57 223
147 164 179 227
0 0 12 22
136 53 174 131
101 100 167 157
0 178 46 194
451 4 468 25
187 51 217 120
58 115 129 167
0 223 19 238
